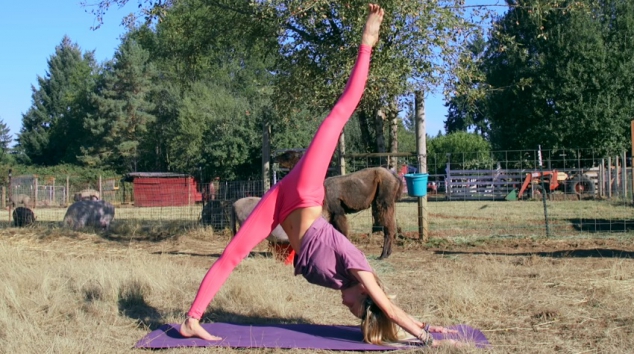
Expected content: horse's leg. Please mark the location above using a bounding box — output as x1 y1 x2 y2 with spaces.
374 171 402 259
327 203 349 237
332 211 350 237
370 175 390 259
378 205 397 259
371 203 383 234
372 201 392 260
231 204 237 237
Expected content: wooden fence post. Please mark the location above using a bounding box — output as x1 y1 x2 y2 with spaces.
631 120 634 204
621 151 627 199
8 169 12 223
599 160 604 197
34 177 38 209
607 156 612 199
414 90 428 242
262 120 271 192
66 176 70 205
338 133 346 176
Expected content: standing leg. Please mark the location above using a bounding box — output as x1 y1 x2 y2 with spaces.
180 185 281 339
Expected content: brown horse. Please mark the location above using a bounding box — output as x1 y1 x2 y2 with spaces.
324 167 403 259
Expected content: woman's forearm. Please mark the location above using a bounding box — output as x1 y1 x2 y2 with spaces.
388 304 428 340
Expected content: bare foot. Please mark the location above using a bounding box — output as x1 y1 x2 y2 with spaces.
361 3 385 47
179 317 222 341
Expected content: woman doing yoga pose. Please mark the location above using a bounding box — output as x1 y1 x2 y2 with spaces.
179 4 459 347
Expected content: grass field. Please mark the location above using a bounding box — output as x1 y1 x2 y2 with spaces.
1 198 633 353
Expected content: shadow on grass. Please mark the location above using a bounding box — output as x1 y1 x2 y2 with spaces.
568 218 634 233
118 280 164 331
151 250 273 259
0 218 227 243
434 248 634 258
103 219 211 243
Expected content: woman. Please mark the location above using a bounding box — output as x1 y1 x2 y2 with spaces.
180 4 458 347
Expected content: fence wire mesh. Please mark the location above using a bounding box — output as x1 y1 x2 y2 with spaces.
1 148 633 242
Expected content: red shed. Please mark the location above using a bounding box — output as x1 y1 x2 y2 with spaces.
124 173 203 207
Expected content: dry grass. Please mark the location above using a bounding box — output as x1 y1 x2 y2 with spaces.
1 222 633 354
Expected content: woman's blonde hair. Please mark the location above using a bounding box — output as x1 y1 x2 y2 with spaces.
359 274 399 345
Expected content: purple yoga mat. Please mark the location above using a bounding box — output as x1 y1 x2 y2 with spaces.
135 322 490 350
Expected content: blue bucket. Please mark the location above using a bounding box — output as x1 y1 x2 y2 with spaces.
404 173 429 197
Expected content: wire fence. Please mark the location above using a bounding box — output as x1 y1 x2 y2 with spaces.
345 148 634 240
2 148 634 242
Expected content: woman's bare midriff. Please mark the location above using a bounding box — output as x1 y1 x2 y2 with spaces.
281 206 323 252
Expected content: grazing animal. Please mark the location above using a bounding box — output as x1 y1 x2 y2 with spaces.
231 197 289 244
324 167 403 259
63 200 115 230
12 206 35 227
11 193 31 208
73 189 100 201
201 200 232 230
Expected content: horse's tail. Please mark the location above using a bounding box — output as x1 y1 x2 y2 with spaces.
396 172 404 201
388 168 404 202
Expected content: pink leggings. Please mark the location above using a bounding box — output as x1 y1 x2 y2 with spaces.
187 44 372 319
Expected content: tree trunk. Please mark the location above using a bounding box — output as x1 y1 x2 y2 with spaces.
388 100 399 171
414 90 428 242
338 132 346 175
375 108 387 153
357 110 374 151
262 119 271 192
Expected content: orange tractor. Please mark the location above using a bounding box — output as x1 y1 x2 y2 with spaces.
516 170 596 199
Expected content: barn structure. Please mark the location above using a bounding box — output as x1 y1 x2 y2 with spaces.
123 172 203 207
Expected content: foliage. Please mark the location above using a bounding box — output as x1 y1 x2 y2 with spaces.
0 163 119 190
483 0 634 155
79 36 158 172
143 0 280 179
261 0 487 153
65 1 495 178
18 36 99 165
444 33 490 137
81 0 176 30
427 131 493 174
0 119 12 163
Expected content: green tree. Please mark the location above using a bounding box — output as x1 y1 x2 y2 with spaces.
19 36 98 165
86 0 498 180
444 34 490 137
427 131 493 174
145 0 280 179
163 80 257 179
0 119 12 162
263 1 483 155
80 36 157 172
484 0 634 155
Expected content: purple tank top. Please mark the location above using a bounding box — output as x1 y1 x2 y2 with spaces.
293 217 373 290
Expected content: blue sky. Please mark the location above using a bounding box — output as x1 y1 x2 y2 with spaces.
0 1 137 145
0 1 501 147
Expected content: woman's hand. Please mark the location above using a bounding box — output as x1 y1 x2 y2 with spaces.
427 325 458 334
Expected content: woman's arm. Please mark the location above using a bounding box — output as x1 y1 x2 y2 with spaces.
352 270 458 341
352 270 426 340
